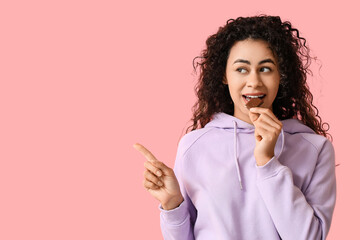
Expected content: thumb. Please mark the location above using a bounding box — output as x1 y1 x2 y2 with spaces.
150 160 173 176
248 111 259 123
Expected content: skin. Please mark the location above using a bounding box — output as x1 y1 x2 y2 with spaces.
223 39 283 166
134 38 283 210
133 143 184 210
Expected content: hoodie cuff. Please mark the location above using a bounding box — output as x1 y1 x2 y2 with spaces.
256 156 286 181
158 200 188 225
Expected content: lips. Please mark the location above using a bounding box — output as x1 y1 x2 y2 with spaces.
242 93 266 105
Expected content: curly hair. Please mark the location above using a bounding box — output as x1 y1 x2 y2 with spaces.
186 15 331 140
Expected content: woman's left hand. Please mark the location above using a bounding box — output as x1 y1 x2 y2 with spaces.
248 107 283 166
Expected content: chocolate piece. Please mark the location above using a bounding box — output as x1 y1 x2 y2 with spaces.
245 98 263 109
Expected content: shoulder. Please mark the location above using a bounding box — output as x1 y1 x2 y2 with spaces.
282 118 334 154
176 127 216 158
285 131 335 167
298 132 334 154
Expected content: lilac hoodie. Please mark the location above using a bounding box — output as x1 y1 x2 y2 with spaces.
158 112 336 240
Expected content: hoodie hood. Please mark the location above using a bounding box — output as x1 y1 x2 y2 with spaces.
204 112 315 189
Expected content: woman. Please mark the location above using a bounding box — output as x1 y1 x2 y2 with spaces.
134 15 336 240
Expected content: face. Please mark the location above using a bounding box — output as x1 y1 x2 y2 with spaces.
223 39 280 124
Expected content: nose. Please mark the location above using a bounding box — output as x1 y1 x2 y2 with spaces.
246 72 263 88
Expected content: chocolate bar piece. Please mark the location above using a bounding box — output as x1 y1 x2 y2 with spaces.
245 98 263 109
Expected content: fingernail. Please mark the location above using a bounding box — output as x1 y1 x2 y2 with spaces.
156 170 162 176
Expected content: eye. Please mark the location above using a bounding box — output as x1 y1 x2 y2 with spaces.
260 67 271 73
236 67 248 73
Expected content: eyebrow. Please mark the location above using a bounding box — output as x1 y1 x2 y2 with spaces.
233 58 276 65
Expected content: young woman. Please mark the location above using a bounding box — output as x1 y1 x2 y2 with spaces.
134 15 336 240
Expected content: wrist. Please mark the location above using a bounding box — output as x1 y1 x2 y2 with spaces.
255 154 273 166
161 195 184 210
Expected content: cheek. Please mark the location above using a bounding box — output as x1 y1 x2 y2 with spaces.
264 80 280 100
228 82 244 95
273 84 280 96
269 85 280 102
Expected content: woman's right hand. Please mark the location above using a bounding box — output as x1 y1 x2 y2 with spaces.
133 143 184 210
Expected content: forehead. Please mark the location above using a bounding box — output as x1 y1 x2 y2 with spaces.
227 39 276 62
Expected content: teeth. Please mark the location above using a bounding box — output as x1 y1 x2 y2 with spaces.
245 95 265 99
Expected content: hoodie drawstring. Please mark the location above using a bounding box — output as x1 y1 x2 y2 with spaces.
232 120 285 190
233 120 243 189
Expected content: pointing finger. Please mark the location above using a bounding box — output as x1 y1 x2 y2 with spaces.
133 143 158 163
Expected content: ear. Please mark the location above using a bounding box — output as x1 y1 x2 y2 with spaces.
222 76 228 85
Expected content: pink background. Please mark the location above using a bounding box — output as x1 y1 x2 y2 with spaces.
0 0 358 239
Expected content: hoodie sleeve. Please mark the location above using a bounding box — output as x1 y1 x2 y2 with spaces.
256 139 336 240
158 139 197 240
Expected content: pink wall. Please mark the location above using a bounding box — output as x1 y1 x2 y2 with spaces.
1 0 357 239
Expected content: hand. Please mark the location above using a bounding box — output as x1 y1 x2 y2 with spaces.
133 143 184 210
248 108 283 166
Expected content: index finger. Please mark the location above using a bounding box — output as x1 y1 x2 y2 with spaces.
249 107 282 125
133 143 158 162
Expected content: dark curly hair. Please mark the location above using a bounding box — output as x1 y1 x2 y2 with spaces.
185 15 331 140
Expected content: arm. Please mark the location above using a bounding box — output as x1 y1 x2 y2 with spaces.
158 142 197 240
256 140 336 240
